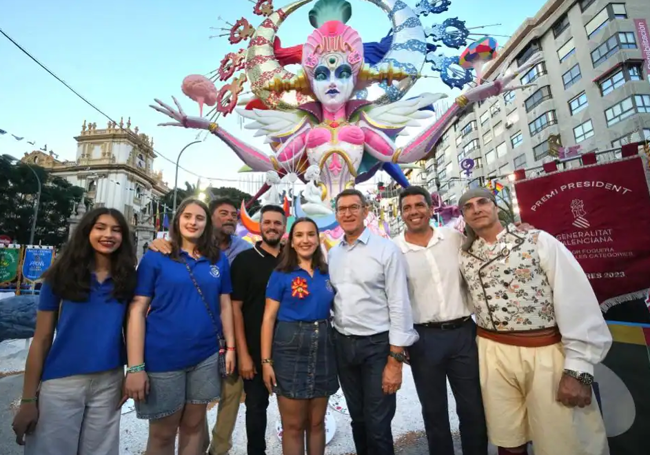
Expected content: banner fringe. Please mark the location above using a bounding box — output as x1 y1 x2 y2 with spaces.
600 289 649 312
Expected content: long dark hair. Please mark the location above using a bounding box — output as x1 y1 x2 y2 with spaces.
43 207 137 302
170 197 220 263
277 217 327 274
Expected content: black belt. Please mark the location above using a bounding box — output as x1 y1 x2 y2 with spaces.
416 316 471 330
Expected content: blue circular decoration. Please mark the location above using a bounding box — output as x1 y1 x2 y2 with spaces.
415 0 451 16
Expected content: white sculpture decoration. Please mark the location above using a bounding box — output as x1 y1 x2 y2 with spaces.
302 165 333 216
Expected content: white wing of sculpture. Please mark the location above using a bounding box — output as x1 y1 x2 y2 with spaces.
236 108 310 143
361 93 447 129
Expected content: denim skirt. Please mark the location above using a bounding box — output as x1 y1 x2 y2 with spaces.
272 319 339 399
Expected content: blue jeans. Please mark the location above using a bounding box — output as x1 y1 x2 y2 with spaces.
409 319 488 455
333 330 395 455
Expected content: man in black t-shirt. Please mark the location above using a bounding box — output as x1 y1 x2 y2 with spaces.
231 205 286 455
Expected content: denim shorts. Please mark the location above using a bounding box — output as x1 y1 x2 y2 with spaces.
135 352 221 420
273 320 339 399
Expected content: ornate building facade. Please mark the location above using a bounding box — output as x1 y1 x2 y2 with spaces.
21 118 169 255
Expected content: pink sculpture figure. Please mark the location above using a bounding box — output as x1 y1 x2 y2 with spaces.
153 0 542 218
181 75 218 117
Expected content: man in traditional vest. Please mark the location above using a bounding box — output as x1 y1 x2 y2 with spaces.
457 188 612 455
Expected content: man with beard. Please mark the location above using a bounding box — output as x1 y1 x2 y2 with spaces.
230 205 286 454
328 189 418 455
394 186 487 455
149 197 252 455
458 188 611 455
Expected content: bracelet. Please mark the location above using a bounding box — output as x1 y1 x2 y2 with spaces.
208 122 218 133
21 397 38 404
261 358 273 365
227 347 236 351
127 363 145 373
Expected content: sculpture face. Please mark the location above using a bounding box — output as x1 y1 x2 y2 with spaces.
312 52 354 113
305 165 321 182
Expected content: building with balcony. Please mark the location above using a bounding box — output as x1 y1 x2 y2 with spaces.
20 118 169 254
425 0 650 205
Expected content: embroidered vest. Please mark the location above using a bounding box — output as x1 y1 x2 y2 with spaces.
460 226 556 332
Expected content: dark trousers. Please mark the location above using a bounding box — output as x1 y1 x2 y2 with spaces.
409 319 488 455
333 330 396 455
243 370 270 455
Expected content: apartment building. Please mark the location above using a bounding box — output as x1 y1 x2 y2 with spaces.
424 0 650 205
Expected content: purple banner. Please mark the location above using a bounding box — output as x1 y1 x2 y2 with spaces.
635 19 650 82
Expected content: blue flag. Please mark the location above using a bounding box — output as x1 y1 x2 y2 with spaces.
162 214 169 229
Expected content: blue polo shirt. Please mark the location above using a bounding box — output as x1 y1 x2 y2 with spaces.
223 235 252 264
135 250 232 372
266 268 334 322
39 278 127 381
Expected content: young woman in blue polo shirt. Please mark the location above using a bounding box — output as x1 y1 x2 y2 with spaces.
12 207 137 455
261 217 338 455
124 197 235 455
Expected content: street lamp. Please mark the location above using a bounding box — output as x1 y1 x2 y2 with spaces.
2 154 42 245
172 141 202 216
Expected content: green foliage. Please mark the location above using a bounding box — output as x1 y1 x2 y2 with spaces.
209 186 260 212
157 184 259 217
0 159 86 247
496 186 516 226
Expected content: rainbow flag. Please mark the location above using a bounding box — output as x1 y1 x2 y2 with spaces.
485 179 504 195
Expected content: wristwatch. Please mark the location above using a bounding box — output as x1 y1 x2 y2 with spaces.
388 351 407 363
563 369 594 386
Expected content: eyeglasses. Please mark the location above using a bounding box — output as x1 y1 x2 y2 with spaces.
336 204 362 215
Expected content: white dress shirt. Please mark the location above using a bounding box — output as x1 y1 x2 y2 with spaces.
536 230 612 375
328 228 419 347
394 227 472 324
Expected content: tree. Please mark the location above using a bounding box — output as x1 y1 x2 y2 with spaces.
209 186 260 212
157 184 259 220
496 186 516 226
0 160 85 247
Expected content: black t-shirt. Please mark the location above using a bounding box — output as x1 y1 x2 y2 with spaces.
231 241 279 364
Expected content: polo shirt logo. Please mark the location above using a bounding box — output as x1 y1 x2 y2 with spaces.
325 280 333 293
210 265 221 278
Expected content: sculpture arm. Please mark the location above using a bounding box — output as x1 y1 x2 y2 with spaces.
151 96 304 172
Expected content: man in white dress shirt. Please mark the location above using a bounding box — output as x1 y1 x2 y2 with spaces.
458 187 611 455
394 186 488 455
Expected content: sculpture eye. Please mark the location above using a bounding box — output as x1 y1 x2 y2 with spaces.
315 66 329 81
336 64 352 80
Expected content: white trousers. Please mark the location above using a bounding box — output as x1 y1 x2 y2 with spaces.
25 367 124 455
478 338 609 455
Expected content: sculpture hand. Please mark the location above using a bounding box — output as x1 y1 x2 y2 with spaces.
150 96 212 130
464 53 544 104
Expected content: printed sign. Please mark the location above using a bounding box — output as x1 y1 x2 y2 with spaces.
634 19 650 82
21 247 54 282
0 247 20 284
514 155 650 309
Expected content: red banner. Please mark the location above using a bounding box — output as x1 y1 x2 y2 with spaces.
514 156 650 309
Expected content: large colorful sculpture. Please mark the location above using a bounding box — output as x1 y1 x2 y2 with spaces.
152 0 541 232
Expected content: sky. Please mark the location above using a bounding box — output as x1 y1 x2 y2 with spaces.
0 0 546 194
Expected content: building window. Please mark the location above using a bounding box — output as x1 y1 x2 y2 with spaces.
529 111 558 137
499 163 512 175
496 141 508 157
490 103 501 117
525 86 552 112
438 169 447 181
637 95 650 113
485 149 495 165
436 154 445 168
475 157 483 169
520 62 547 85
504 91 515 105
562 64 582 89
600 68 626 96
483 130 493 145
574 120 595 143
580 0 596 11
585 3 628 38
464 139 480 154
611 128 650 147
480 110 490 125
514 153 527 168
494 121 504 137
569 92 589 115
605 96 635 126
516 40 541 67
512 131 524 149
507 110 519 126
461 120 477 137
552 14 570 38
592 32 637 67
557 37 576 63
533 141 550 161
456 134 463 146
